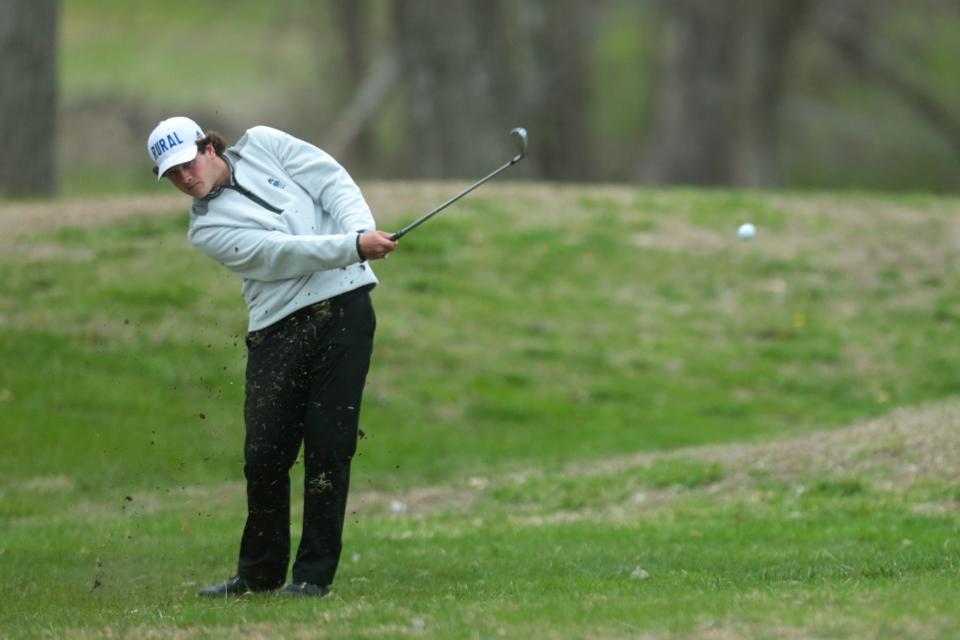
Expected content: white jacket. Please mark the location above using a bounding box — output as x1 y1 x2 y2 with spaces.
188 126 378 331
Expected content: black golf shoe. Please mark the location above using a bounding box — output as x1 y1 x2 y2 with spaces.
196 575 254 597
276 581 331 598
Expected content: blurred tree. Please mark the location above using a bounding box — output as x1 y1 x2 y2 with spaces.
638 0 810 187
524 0 595 180
392 0 519 178
45 0 960 193
817 0 960 161
0 0 59 197
326 0 396 165
389 0 600 181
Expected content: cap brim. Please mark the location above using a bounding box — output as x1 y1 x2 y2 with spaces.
155 145 199 181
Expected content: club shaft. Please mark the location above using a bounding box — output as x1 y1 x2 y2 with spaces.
390 156 519 241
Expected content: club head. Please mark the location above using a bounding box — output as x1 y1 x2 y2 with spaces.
510 127 528 162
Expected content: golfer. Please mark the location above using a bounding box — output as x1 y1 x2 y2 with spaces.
147 117 396 597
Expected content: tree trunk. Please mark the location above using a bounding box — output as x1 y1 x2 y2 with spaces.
741 0 809 186
393 0 515 178
526 0 594 180
330 0 375 162
638 0 809 187
0 0 58 198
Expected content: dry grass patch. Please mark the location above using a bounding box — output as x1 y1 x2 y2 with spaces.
0 195 186 240
561 399 960 510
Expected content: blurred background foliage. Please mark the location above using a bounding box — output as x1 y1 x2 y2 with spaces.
1 0 959 198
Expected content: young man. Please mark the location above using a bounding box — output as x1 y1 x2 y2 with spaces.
148 117 397 597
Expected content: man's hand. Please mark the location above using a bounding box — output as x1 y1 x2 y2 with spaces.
359 231 398 261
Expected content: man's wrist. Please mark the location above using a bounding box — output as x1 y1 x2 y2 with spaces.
355 232 366 261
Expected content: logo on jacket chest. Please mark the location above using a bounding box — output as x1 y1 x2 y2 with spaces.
267 177 286 190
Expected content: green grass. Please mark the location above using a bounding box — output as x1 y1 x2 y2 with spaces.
61 0 327 105
2 185 960 637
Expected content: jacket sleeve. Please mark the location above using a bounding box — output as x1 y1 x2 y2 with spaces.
188 223 362 282
253 126 376 233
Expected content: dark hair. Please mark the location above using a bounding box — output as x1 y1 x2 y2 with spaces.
152 130 228 176
198 131 227 156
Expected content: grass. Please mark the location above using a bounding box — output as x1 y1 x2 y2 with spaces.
2 184 960 637
60 0 328 105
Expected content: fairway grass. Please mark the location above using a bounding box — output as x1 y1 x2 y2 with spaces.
4 403 959 639
2 185 960 638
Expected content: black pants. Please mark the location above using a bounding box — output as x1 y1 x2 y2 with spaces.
238 285 375 589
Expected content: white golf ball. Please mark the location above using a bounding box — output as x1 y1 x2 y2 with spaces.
737 223 756 240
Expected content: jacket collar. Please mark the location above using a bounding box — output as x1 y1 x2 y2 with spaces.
200 152 238 202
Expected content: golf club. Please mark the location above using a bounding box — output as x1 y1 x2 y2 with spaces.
389 127 529 241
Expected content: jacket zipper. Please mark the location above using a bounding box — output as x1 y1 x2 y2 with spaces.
227 181 284 214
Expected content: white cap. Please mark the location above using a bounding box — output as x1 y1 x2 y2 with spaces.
147 117 204 180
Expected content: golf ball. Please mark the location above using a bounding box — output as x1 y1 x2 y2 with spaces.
737 223 756 240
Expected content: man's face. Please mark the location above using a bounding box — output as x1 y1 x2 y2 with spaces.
164 145 221 197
